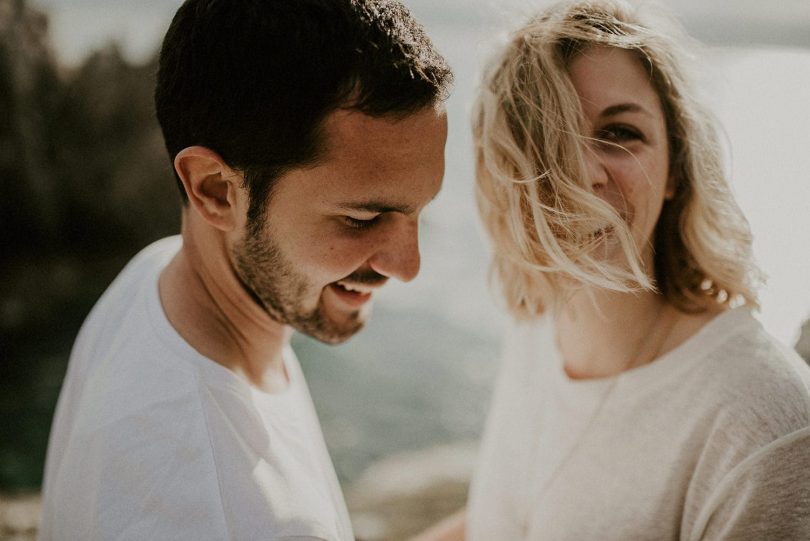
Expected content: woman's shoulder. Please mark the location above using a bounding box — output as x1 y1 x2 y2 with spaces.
671 310 810 534
692 307 810 440
701 308 809 389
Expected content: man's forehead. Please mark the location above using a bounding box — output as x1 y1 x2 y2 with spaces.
317 106 446 154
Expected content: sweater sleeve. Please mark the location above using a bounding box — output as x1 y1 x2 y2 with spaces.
690 426 810 540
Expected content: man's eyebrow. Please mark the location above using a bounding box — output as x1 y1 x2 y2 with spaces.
336 192 440 215
600 103 651 118
336 201 417 214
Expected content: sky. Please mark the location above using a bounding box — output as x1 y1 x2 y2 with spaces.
31 0 810 67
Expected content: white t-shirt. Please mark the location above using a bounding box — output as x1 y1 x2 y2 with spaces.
468 308 810 540
39 237 354 541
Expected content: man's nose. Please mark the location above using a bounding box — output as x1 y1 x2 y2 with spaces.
368 218 421 283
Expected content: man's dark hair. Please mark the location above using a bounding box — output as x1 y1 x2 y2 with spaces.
154 0 452 226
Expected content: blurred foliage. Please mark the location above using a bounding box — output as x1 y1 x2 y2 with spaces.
0 0 179 491
0 0 179 254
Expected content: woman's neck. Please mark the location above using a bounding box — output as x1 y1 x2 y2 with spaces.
554 288 678 380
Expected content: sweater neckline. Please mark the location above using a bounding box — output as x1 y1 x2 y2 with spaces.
546 306 756 392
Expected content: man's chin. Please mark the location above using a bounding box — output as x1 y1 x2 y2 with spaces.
294 306 369 345
302 320 367 345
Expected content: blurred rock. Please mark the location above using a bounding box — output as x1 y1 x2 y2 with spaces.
346 442 475 541
0 493 39 541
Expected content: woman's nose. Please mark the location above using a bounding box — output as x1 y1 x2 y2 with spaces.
584 145 609 191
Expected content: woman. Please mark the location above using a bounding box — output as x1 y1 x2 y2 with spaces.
415 1 810 539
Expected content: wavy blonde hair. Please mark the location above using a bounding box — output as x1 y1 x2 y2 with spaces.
474 0 761 319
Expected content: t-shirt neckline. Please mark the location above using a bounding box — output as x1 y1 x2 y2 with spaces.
143 236 297 400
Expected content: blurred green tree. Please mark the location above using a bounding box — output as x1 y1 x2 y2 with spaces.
0 0 179 491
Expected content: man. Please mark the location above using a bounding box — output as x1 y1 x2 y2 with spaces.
38 1 451 539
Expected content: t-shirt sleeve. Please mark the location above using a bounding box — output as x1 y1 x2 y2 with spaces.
690 427 810 540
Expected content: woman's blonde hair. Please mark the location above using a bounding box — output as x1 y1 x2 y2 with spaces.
474 0 761 319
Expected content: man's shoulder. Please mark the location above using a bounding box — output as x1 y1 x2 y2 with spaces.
104 235 182 296
41 372 229 539
72 236 182 362
59 234 201 445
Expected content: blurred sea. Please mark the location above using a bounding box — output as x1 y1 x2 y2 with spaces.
23 0 810 488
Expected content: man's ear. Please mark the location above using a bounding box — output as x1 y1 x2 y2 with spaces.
174 146 242 231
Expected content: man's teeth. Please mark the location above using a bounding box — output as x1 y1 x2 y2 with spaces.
337 282 374 294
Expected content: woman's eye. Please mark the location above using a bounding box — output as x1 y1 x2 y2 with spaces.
343 215 380 231
597 125 643 144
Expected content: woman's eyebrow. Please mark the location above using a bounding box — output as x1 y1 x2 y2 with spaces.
600 102 652 118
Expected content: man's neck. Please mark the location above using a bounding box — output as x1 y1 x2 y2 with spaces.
158 224 291 393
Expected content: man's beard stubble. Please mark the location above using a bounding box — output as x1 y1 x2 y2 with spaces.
232 227 365 345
